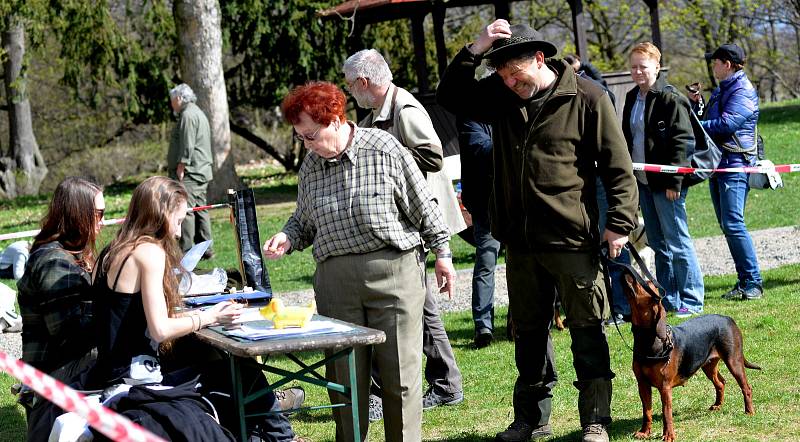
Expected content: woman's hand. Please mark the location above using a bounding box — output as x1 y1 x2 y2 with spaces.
203 301 242 327
665 189 679 201
263 232 291 259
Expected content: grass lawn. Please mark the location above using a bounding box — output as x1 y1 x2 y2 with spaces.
5 266 795 441
1 99 799 440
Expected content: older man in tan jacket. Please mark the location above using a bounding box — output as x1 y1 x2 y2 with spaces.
343 49 466 420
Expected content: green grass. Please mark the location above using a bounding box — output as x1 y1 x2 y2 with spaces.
1 99 799 440
4 265 798 441
260 264 800 441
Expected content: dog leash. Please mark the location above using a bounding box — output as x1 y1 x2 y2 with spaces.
600 242 665 353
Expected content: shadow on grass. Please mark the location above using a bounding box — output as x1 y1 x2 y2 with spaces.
424 416 647 441
286 409 336 424
252 183 298 206
102 181 140 196
0 403 26 441
760 103 800 126
704 272 800 294
445 310 514 349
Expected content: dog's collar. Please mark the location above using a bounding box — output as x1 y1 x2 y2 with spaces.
631 324 674 363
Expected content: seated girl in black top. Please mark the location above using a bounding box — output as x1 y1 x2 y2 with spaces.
90 176 300 441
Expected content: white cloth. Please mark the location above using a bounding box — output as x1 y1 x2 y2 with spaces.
0 282 21 333
0 240 29 280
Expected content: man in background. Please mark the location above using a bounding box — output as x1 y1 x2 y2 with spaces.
168 83 214 258
457 117 501 348
343 49 465 418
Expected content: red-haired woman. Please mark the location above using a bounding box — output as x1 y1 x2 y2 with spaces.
264 81 456 442
17 176 106 441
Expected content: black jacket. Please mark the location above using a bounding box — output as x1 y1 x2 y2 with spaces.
622 73 694 192
94 380 235 442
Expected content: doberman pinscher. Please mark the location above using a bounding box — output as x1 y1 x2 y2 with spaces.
621 272 761 441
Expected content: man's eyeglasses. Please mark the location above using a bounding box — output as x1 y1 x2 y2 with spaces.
344 77 364 92
95 209 105 220
294 124 324 143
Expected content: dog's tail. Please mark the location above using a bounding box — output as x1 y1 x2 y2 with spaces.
744 358 762 370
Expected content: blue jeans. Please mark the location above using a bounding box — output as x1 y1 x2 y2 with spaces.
709 172 763 287
471 216 501 333
638 183 705 312
596 179 631 317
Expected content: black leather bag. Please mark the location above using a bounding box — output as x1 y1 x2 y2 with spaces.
683 111 723 187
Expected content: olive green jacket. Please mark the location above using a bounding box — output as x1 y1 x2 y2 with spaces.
437 47 638 250
168 102 213 182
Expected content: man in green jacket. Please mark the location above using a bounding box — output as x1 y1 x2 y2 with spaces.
168 83 214 257
437 20 638 442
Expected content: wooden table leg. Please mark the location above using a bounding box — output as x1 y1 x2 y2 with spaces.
230 355 247 442
347 347 360 442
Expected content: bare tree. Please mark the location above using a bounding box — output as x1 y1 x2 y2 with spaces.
0 16 47 198
173 0 241 202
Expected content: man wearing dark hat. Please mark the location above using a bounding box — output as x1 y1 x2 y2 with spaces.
437 19 638 442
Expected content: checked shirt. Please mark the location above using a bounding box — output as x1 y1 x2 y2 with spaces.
283 126 450 263
17 241 95 373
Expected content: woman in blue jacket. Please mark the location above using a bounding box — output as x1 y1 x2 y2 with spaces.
701 44 763 300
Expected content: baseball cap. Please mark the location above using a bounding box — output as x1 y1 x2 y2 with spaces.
704 44 746 64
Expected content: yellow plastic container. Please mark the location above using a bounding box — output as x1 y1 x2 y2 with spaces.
259 298 316 329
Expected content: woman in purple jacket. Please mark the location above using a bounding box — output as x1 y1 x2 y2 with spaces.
701 44 763 300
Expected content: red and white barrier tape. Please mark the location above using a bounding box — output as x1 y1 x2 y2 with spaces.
0 203 229 242
0 351 165 442
633 162 800 174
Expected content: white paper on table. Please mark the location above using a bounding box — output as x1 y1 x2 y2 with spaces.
233 307 267 324
222 319 352 340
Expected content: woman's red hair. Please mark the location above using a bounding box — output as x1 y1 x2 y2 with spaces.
281 81 346 125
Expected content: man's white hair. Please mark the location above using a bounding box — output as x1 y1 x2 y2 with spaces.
169 83 197 104
343 49 393 87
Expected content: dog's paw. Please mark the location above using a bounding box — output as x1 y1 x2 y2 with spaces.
634 430 651 439
709 404 722 411
662 433 676 442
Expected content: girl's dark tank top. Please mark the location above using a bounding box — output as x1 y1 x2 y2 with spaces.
90 248 159 387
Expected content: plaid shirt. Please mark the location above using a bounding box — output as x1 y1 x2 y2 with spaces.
283 126 450 263
17 241 95 374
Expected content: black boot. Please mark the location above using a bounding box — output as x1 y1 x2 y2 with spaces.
228 188 273 294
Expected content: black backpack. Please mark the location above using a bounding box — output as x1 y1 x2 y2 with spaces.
665 85 723 187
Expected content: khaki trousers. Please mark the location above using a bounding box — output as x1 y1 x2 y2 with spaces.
314 247 425 442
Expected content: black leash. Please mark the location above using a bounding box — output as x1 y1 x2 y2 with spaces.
600 242 664 353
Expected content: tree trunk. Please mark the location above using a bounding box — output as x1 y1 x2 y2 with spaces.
173 0 241 203
0 18 47 199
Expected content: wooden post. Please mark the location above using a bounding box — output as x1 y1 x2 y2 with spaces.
411 13 429 94
568 0 589 61
643 0 663 53
493 1 510 19
432 5 448 77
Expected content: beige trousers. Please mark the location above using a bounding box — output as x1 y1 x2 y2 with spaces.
314 247 426 442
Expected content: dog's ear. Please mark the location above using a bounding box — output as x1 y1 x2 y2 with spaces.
623 273 636 294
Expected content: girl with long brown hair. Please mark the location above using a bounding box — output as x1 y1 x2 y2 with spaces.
17 176 105 441
90 176 240 386
90 176 301 441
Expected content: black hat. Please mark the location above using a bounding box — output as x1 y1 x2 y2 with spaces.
483 24 558 61
705 44 746 64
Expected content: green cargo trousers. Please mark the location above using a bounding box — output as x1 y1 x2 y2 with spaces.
180 178 213 252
